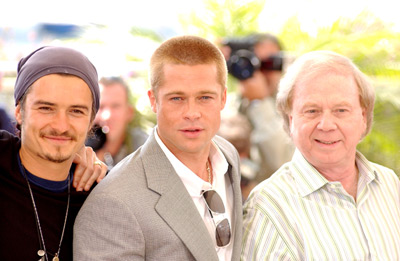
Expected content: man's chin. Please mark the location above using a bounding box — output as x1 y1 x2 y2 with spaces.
41 153 72 164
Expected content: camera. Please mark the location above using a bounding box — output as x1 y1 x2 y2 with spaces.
85 124 108 151
223 36 283 80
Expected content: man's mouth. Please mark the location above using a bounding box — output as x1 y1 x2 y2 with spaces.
40 130 76 142
316 139 338 145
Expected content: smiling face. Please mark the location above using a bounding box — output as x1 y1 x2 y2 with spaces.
289 71 367 171
148 63 226 160
16 74 93 165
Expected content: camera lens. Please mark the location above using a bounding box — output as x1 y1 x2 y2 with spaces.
85 124 107 151
227 49 260 80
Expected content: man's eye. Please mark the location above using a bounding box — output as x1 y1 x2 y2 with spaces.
171 97 182 101
71 109 84 114
305 109 317 114
200 96 212 100
39 106 52 111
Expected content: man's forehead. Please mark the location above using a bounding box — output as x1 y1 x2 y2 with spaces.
27 74 93 103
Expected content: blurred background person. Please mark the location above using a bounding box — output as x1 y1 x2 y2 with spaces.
222 33 294 183
86 76 148 169
0 71 16 134
218 112 259 201
0 104 15 134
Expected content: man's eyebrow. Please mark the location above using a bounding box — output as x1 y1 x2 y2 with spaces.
299 102 319 108
33 100 90 110
164 91 185 96
164 90 218 96
33 100 55 106
198 90 218 95
71 105 90 111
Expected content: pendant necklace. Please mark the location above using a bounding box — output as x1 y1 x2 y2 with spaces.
206 159 212 184
21 167 70 261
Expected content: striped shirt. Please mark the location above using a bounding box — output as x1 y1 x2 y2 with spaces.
241 149 400 260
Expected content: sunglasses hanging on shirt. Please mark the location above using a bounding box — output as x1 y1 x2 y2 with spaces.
202 189 231 247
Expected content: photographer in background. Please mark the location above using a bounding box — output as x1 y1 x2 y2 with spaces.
223 33 294 183
217 112 259 201
86 77 148 169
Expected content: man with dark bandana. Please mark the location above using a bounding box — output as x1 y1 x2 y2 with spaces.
0 46 107 260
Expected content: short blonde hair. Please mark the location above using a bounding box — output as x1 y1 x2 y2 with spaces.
149 35 227 96
276 50 375 138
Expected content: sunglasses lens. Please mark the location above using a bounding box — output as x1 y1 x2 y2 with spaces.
216 218 231 247
203 190 225 213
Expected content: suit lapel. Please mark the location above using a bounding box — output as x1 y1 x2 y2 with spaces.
140 132 219 261
214 136 243 261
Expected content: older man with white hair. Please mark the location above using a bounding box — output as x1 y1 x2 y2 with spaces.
241 50 400 260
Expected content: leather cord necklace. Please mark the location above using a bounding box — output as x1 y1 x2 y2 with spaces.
21 167 70 261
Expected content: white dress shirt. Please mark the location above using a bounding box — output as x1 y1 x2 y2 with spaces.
155 129 234 260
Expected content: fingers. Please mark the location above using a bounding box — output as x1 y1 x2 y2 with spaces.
72 146 88 189
72 146 107 191
94 160 107 183
77 148 96 191
81 158 107 191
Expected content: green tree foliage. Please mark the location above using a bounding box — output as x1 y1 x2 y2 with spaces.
279 11 400 79
180 0 266 38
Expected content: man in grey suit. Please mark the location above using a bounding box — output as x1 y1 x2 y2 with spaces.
74 35 243 260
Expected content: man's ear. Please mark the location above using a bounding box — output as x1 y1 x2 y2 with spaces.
289 114 294 136
15 104 22 125
220 87 227 110
148 90 157 113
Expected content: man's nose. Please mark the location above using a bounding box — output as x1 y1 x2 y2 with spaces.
51 111 70 133
183 100 201 120
317 111 337 131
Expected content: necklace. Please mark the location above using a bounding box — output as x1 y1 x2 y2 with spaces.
21 168 70 261
206 160 212 184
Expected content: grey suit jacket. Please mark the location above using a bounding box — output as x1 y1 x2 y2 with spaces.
74 130 243 261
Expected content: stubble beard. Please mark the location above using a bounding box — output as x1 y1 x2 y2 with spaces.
38 130 77 163
38 145 72 163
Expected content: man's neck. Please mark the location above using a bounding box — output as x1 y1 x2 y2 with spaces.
19 149 72 181
154 128 212 182
319 164 359 200
177 153 210 182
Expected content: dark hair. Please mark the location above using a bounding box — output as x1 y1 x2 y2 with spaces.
250 32 283 51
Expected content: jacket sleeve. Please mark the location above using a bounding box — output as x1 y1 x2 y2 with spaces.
73 192 145 260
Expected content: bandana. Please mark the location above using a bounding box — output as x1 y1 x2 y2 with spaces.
14 46 100 112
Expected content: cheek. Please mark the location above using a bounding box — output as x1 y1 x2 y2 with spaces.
151 103 157 113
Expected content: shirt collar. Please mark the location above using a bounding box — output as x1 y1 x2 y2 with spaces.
154 127 228 196
355 150 380 185
291 149 379 197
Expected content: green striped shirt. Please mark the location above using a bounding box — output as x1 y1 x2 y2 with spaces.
241 149 400 260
